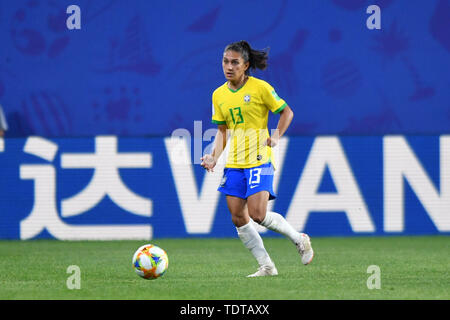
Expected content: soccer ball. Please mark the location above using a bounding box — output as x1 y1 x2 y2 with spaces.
132 244 169 280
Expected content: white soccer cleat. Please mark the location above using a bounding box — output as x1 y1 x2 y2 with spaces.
296 233 314 265
247 265 278 277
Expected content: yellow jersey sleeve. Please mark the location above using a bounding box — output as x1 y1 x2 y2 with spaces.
211 92 226 125
260 81 287 114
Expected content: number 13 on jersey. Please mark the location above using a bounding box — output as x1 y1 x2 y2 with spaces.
229 107 244 124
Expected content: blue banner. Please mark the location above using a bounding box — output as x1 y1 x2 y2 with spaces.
0 0 449 137
0 135 449 239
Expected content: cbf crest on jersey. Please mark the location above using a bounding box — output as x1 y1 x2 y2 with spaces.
244 94 251 104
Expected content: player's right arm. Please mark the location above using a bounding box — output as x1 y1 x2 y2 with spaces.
201 92 228 172
201 124 227 172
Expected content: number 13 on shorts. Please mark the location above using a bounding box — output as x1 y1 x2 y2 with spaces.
249 168 261 187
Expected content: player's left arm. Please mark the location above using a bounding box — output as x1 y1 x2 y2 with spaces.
260 81 294 147
266 105 294 147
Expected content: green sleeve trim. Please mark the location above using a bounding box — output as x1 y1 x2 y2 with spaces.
273 103 287 114
212 119 227 125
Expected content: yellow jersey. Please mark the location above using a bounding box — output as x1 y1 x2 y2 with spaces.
212 76 287 169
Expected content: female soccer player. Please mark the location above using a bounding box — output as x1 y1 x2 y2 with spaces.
201 41 314 277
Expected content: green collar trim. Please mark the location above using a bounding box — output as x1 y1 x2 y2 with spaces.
227 77 251 93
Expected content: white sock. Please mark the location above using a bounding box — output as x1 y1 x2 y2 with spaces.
260 211 302 244
236 221 274 267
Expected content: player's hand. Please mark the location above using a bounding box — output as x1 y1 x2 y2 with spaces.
265 136 279 147
200 154 216 172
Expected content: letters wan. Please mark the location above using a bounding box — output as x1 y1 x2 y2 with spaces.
166 135 450 234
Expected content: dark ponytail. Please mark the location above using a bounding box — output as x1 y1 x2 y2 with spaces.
224 40 269 75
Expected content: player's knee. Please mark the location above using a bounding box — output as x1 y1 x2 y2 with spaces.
249 209 265 224
231 214 248 228
231 216 241 226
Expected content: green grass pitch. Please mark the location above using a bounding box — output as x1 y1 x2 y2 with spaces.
0 236 448 300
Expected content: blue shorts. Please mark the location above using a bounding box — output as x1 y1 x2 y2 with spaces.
217 162 276 200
